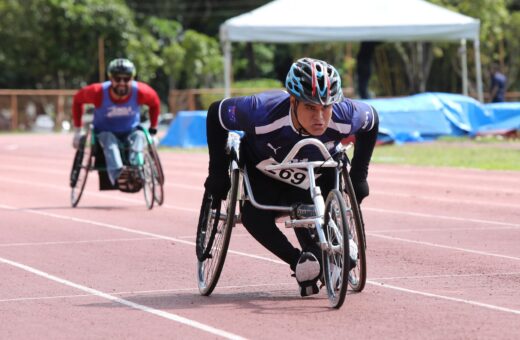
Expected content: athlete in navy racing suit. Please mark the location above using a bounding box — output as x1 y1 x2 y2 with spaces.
204 58 379 296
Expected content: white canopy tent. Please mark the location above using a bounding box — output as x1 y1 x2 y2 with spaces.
220 0 483 101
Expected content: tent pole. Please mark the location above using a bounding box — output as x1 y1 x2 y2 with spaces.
223 40 232 98
474 39 484 102
460 39 468 96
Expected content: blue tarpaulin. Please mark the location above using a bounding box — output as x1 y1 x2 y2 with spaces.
159 94 520 147
159 111 207 147
364 93 519 143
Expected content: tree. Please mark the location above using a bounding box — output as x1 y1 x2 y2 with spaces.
0 0 158 88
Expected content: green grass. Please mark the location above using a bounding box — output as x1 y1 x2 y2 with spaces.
372 138 520 171
158 136 520 171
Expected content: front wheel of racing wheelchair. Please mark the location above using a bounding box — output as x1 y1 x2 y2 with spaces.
196 132 242 296
196 164 240 296
322 189 350 308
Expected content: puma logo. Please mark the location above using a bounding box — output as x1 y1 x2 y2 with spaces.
267 143 282 154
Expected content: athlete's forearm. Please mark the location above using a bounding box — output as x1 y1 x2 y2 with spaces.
351 107 379 181
206 100 230 176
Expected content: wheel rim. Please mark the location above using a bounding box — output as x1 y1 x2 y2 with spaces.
142 153 155 209
197 193 232 293
197 168 238 296
70 133 91 207
323 190 349 308
341 172 367 292
152 161 164 205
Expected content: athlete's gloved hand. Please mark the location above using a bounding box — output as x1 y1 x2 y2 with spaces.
204 172 230 202
148 127 160 146
349 168 369 204
351 179 369 204
72 127 84 149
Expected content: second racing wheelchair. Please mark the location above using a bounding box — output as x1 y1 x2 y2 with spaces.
69 124 165 209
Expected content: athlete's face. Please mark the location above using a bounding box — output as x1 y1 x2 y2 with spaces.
291 97 332 136
110 74 133 97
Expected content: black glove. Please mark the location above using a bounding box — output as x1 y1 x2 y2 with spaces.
351 178 369 204
148 127 157 136
349 167 369 203
204 172 231 202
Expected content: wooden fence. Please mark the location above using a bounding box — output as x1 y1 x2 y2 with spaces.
0 88 518 131
0 89 76 131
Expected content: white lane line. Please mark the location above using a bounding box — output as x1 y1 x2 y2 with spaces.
0 282 295 303
0 177 198 213
0 164 64 175
373 190 520 209
0 204 282 265
0 204 194 246
0 237 158 247
365 207 520 229
165 182 203 191
367 280 520 315
3 144 19 151
0 256 245 339
370 226 520 233
369 233 520 261
1 204 519 315
372 167 520 184
371 177 520 194
372 272 520 281
177 232 251 240
0 165 207 181
2 175 518 228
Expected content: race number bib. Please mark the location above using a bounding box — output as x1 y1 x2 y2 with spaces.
256 158 320 190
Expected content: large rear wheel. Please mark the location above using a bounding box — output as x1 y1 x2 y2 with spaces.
149 145 164 206
142 151 155 210
70 128 92 207
196 168 239 296
341 170 367 292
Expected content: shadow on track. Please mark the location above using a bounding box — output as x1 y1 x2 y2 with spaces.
82 291 335 315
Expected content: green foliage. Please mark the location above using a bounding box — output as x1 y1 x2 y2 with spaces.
1 0 519 98
232 43 277 79
180 30 223 88
0 0 146 87
199 78 283 110
232 79 283 89
429 0 512 91
0 0 221 91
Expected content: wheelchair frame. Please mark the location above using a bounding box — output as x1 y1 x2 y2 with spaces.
196 132 367 308
69 124 165 209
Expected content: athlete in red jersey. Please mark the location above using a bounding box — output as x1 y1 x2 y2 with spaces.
72 80 160 132
72 58 161 185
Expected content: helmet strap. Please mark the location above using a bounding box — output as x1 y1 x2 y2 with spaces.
292 98 312 136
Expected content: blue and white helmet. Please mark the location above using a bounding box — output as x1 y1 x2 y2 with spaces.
285 57 343 106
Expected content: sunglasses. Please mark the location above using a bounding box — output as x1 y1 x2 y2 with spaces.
112 76 132 83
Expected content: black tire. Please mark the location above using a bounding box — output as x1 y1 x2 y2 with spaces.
196 168 239 296
149 145 164 206
70 129 92 207
322 189 350 309
341 169 367 292
142 151 155 210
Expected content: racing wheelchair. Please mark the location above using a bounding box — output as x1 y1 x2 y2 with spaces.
69 124 165 209
195 132 367 309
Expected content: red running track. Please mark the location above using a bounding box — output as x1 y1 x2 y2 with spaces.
0 133 519 339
